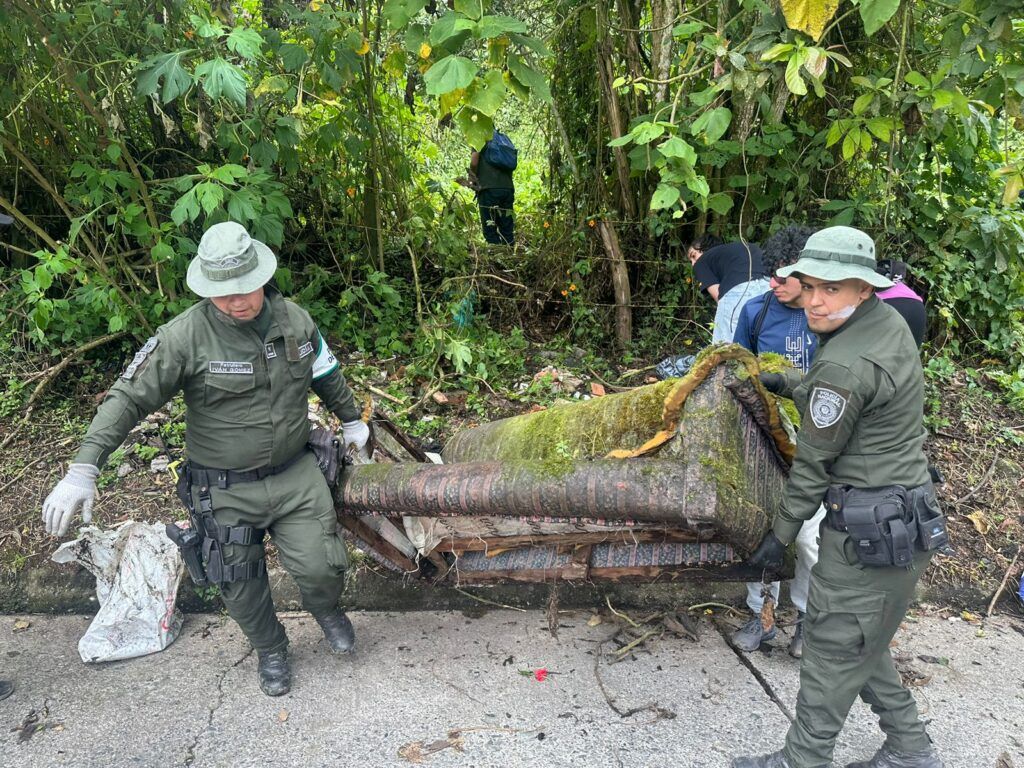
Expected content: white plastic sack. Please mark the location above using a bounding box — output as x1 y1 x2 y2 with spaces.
51 521 184 663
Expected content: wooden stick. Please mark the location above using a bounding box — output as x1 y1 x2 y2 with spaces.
986 546 1022 618
367 385 404 404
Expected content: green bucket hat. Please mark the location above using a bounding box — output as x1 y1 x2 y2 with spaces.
186 222 278 298
776 225 892 289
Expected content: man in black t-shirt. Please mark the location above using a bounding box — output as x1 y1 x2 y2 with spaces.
689 235 770 342
470 139 515 245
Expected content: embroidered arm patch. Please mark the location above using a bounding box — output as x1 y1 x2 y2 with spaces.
805 382 853 443
122 337 159 380
311 331 339 381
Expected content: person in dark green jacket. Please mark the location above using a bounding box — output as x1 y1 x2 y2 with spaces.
732 226 945 768
42 222 370 697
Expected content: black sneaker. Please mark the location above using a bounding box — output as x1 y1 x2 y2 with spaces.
313 610 355 654
257 650 291 697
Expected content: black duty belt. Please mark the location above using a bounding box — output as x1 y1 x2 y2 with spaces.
189 448 308 490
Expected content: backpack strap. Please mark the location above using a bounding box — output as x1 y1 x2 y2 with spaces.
749 294 774 352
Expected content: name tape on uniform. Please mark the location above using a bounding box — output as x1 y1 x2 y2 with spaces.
297 341 314 358
209 361 254 375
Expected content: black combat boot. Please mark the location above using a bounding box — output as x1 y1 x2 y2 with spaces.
313 609 355 654
0 679 13 701
732 751 792 768
256 650 291 697
846 745 945 768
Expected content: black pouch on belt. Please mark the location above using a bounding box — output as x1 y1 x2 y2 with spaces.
308 427 342 488
830 486 917 568
908 483 949 552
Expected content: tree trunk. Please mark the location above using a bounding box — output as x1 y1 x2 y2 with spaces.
597 219 633 349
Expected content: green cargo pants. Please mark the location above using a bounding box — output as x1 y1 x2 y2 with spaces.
783 525 934 767
189 451 349 653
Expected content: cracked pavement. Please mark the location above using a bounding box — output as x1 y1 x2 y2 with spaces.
1 610 1022 767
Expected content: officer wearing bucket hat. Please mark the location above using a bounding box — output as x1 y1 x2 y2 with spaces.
42 222 369 697
732 227 947 768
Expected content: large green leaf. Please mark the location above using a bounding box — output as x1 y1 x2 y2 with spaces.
691 107 732 143
650 184 681 210
455 107 494 150
507 53 550 102
194 58 247 108
430 12 476 46
507 33 553 58
227 27 264 60
454 0 488 21
706 192 733 215
784 54 808 95
136 51 193 104
278 43 309 72
659 136 697 165
779 0 839 42
465 70 507 116
476 15 527 39
859 0 900 37
383 0 428 28
423 55 478 96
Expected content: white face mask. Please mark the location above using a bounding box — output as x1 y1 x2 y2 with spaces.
825 304 857 321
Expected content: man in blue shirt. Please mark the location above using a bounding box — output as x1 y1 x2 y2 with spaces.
731 225 823 658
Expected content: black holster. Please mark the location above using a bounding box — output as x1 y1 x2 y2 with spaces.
825 482 949 568
308 427 342 488
167 462 266 586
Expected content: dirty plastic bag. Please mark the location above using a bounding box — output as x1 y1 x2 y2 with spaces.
51 521 184 663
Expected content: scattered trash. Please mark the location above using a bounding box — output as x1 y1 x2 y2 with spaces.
14 703 60 743
12 618 30 632
51 522 184 663
534 668 549 682
966 510 990 534
398 730 465 763
149 456 170 473
590 382 606 397
277 709 289 723
654 354 696 379
917 655 949 666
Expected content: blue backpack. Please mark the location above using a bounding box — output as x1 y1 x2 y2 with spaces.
484 131 518 171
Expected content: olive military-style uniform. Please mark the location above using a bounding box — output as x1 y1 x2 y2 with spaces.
75 286 361 654
773 295 935 767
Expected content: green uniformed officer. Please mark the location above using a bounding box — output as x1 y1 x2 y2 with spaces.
732 227 945 768
42 222 370 697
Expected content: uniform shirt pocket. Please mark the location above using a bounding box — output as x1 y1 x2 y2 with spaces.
804 575 886 661
204 372 257 422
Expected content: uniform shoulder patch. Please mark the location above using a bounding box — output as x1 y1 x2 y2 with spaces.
122 336 159 380
809 385 849 429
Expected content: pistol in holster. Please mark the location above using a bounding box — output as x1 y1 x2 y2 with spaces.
825 482 949 568
166 463 210 587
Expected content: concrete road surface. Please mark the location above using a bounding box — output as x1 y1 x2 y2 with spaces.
1 609 1021 767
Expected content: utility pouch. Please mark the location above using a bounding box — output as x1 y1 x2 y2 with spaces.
909 484 949 552
829 485 917 568
308 427 342 488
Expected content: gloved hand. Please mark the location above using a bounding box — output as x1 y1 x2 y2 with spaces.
758 372 785 395
745 531 786 571
341 420 371 454
42 463 100 536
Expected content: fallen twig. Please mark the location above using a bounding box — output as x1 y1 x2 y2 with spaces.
613 628 661 659
605 596 640 628
367 384 405 405
454 587 527 612
593 641 676 721
952 456 998 506
986 546 1022 617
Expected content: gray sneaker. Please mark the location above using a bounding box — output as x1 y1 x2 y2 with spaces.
846 745 945 768
731 614 777 652
788 611 805 658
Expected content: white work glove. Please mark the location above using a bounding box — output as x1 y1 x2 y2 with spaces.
42 463 100 536
341 420 371 455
